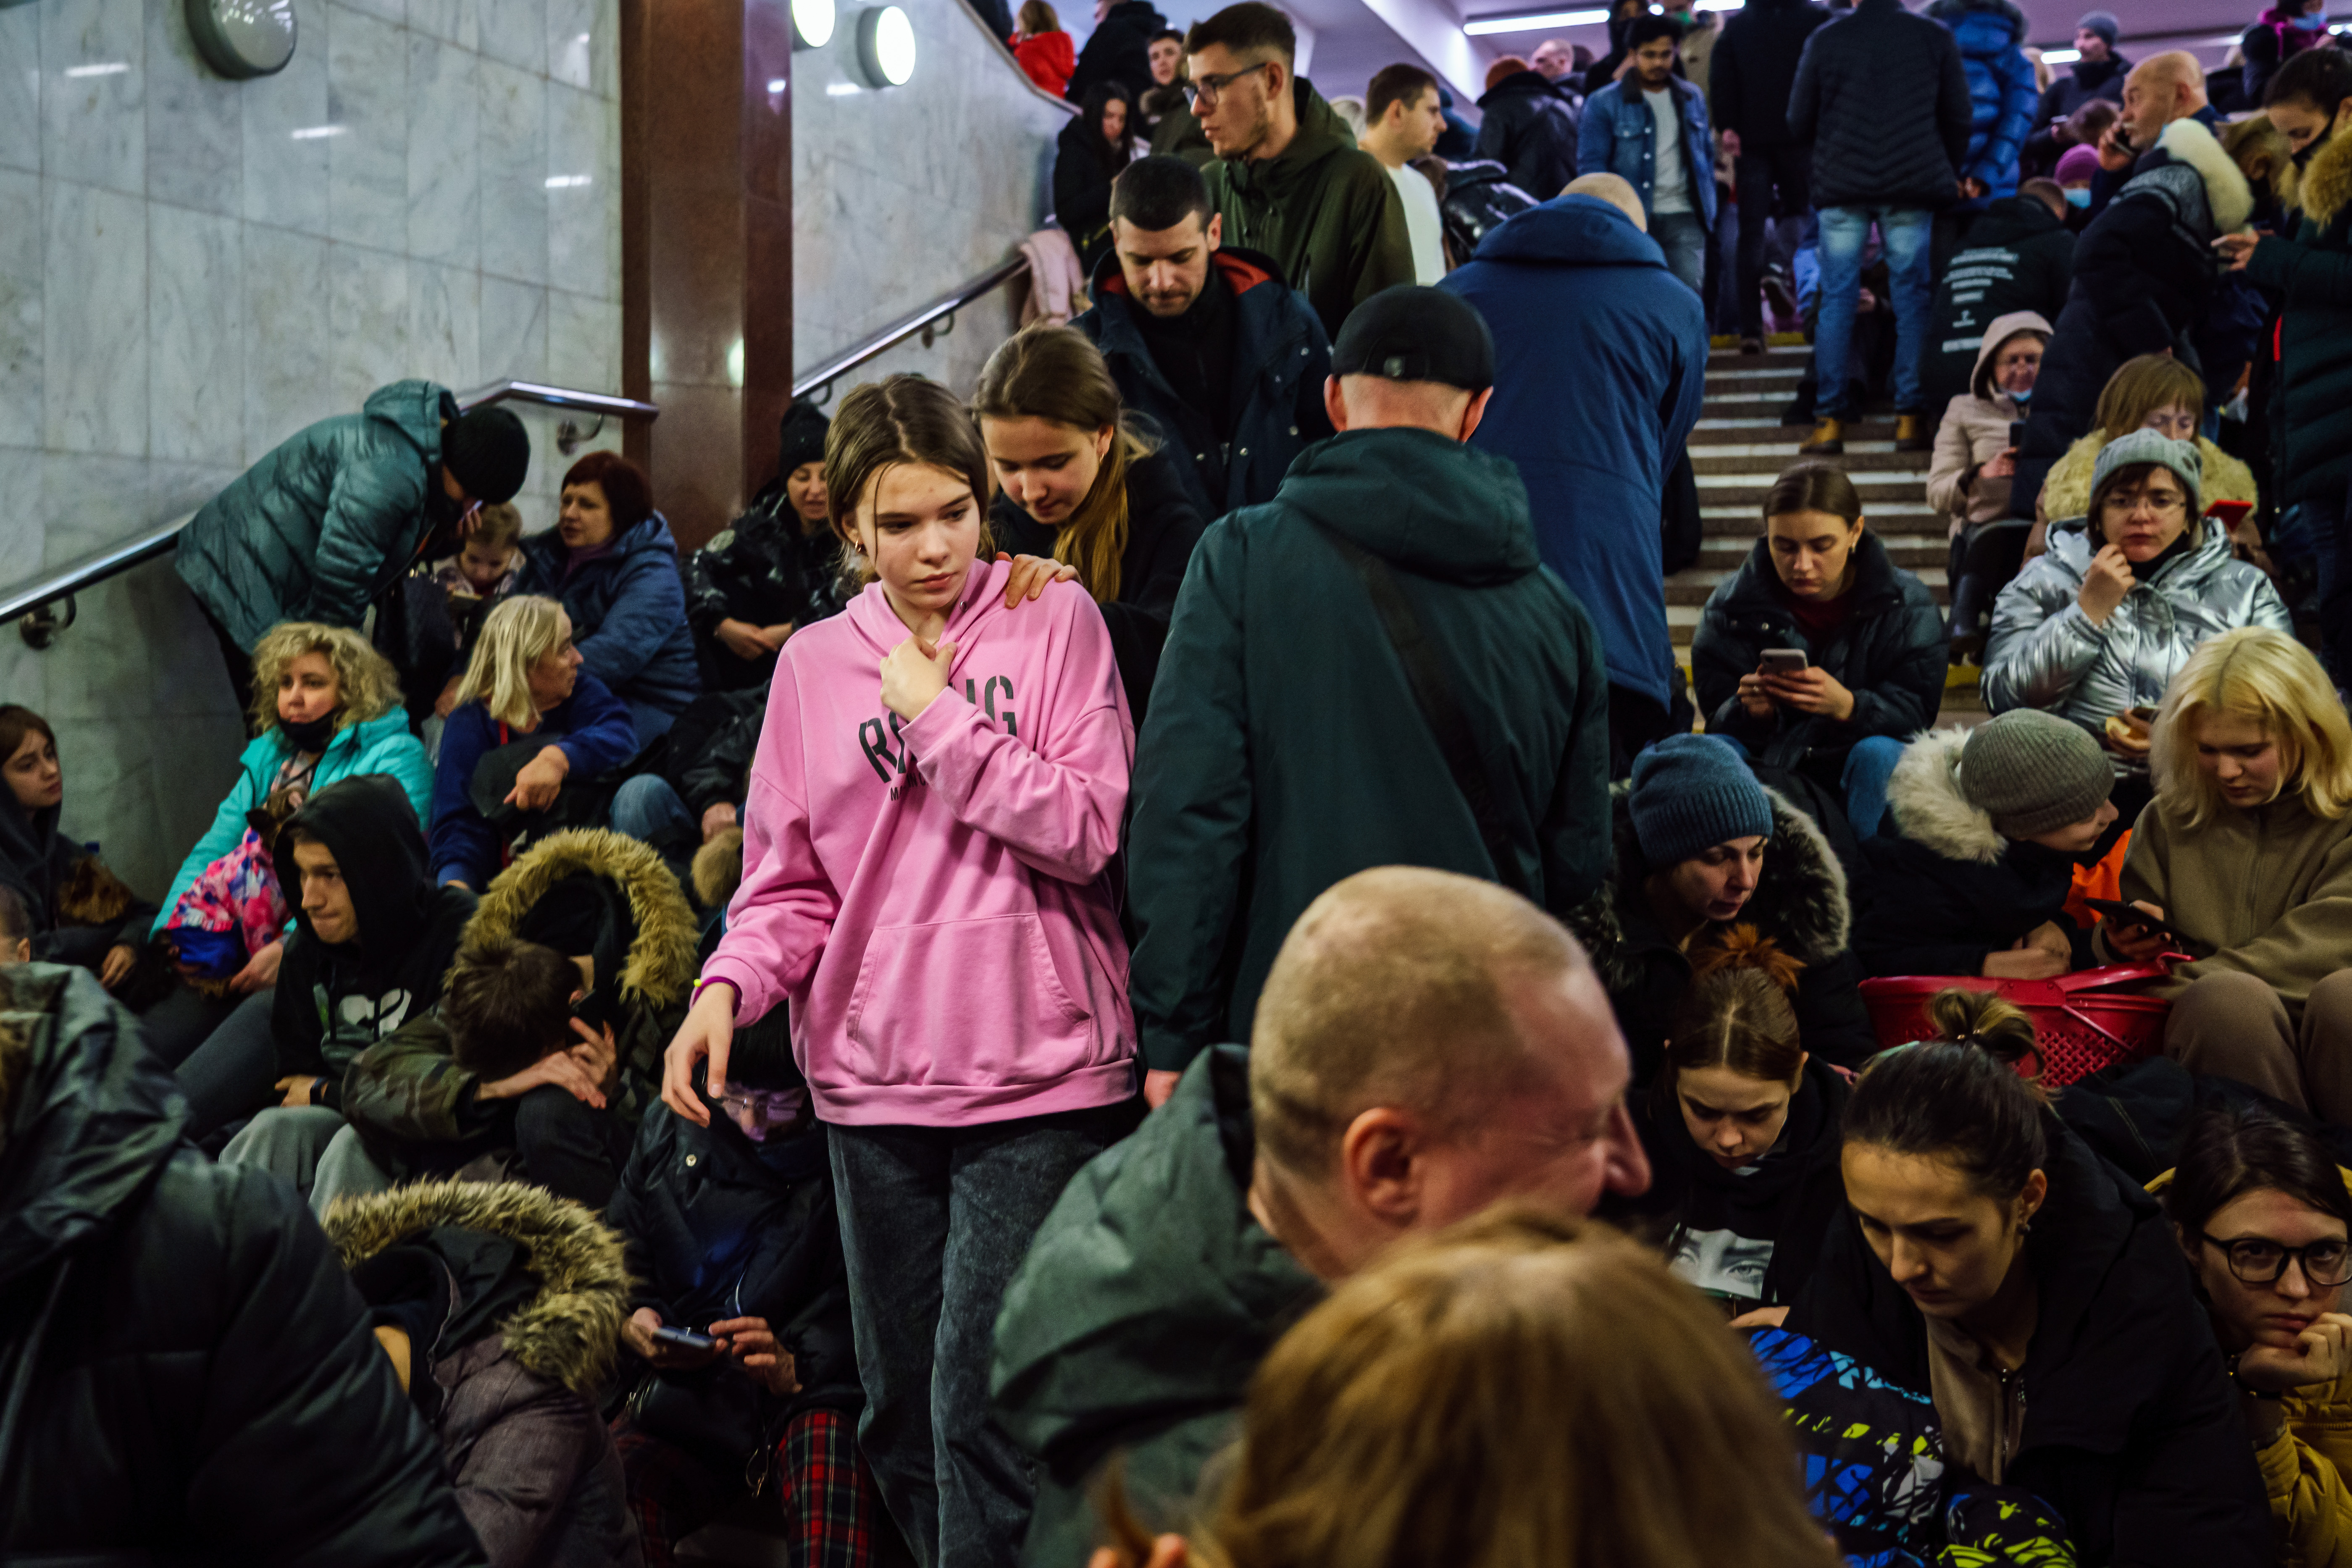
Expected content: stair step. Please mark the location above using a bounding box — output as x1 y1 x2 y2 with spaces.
1692 449 1930 477
1695 468 1922 489
1708 344 1812 364
1692 440 1898 457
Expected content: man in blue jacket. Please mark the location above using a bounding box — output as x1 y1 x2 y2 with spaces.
1575 14 1717 298
1442 176 1707 772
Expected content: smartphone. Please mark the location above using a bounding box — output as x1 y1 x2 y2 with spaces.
2206 499 2254 529
570 988 617 1037
650 1325 720 1353
2084 898 2183 945
1758 649 1809 675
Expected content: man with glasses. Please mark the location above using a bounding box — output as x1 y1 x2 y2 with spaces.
1184 1 1415 336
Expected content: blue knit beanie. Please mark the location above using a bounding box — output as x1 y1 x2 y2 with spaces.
1628 735 1775 867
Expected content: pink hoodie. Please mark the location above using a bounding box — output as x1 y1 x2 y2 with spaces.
702 559 1137 1126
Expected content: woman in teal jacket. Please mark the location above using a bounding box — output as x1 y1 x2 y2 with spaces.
140 624 431 1066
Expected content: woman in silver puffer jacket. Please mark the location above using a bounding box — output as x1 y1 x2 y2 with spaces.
1984 429 2289 749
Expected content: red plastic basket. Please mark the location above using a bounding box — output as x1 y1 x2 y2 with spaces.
1857 961 2176 1087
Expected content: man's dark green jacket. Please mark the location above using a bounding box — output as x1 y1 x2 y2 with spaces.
1125 426 1613 1072
992 1046 1319 1568
1204 77 1416 337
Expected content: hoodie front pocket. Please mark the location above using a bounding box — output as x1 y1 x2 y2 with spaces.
841 914 1096 1087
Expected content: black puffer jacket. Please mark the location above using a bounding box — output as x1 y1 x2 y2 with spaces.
1568 787 1879 1078
1786 1111 2271 1568
0 965 485 1564
1066 0 1163 103
1710 0 1832 147
1474 70 1582 202
1435 159 1540 267
1787 0 1974 209
1691 531 1946 778
682 489 849 693
0 785 154 967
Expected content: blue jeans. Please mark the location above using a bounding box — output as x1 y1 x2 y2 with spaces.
1650 209 1709 300
610 775 696 843
1842 734 1907 841
1813 206 1933 418
828 1103 1131 1566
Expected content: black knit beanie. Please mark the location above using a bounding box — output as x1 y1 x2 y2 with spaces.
778 400 830 476
443 406 531 504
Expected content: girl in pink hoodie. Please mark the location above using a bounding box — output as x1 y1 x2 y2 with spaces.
661 375 1137 1563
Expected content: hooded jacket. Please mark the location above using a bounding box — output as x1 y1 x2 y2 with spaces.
178 379 462 649
990 435 1207 725
273 774 478 1103
1691 530 1947 775
1125 428 1613 1071
1928 308 2056 528
1443 194 1707 707
1787 0 1974 210
992 1045 1322 1568
1922 197 2073 413
326 1181 640 1568
1925 0 2040 206
1568 785 1878 1076
702 560 1135 1126
1579 74 1720 229
1476 69 1583 204
1604 1056 1851 1309
1709 0 1832 147
1065 0 1163 104
155 706 434 939
1784 1112 2271 1567
0 965 485 1564
1983 515 2291 735
1077 245 1333 524
0 784 154 961
2245 122 2352 514
1855 725 2092 977
514 512 702 721
428 669 640 892
1204 77 1418 337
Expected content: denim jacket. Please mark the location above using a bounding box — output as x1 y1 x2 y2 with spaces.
1575 76 1717 230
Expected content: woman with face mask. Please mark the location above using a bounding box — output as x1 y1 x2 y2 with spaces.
2156 1102 2352 1564
2241 0 2336 110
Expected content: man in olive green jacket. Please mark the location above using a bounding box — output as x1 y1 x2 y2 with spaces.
1187 3 1416 336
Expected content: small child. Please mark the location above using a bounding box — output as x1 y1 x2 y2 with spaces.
435 501 525 609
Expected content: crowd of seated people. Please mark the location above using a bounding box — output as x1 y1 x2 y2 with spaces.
15 5 2352 1564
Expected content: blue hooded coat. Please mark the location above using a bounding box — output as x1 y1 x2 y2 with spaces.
1926 0 2040 207
1441 194 1707 708
513 514 701 727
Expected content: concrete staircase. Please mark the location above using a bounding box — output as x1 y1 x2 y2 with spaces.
1675 343 1984 727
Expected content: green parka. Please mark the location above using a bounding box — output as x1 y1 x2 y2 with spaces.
1204 78 1417 337
178 380 458 648
1125 427 1614 1072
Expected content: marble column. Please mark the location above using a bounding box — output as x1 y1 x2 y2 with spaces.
619 0 793 551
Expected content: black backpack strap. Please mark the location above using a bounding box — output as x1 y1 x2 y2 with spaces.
1311 523 1533 899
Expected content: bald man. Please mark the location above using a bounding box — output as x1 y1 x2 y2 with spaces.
992 867 1650 1567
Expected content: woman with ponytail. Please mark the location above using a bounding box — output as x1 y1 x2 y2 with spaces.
1761 989 2271 1566
1602 925 1851 1314
975 323 1207 722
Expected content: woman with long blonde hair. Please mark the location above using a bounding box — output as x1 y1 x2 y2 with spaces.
973 322 1205 723
2103 625 2352 1121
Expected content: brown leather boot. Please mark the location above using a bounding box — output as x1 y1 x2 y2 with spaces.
1799 417 1844 455
1895 413 1932 452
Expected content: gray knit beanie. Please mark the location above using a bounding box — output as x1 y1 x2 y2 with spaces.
2090 428 2203 517
2077 10 2119 46
1629 735 1775 866
1958 711 2115 837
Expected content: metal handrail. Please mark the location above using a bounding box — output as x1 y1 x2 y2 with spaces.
0 381 659 643
793 255 1032 402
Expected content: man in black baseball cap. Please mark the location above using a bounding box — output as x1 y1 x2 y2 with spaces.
1123 282 1613 1105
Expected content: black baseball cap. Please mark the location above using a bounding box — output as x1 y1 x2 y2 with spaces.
1330 286 1495 393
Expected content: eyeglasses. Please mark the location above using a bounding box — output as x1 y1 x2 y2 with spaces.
2200 1231 2352 1287
2100 491 2189 515
1191 59 1272 105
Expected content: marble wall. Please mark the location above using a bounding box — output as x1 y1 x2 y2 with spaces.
792 0 1074 397
0 0 624 897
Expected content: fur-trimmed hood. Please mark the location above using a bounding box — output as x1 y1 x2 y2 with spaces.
2305 117 2352 230
1569 783 1853 990
467 828 699 1007
1882 728 2007 864
2157 116 2255 235
323 1178 631 1394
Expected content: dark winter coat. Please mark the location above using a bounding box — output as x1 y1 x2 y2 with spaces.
673 688 765 817
1787 0 1974 210
273 774 477 1108
1922 192 2075 411
428 670 639 892
1604 1056 1851 1309
1925 0 2040 206
2024 52 2127 171
1077 246 1333 523
1474 69 1583 203
1054 113 1130 271
1783 1111 2272 1567
513 513 702 721
993 1045 1322 1568
1434 158 1540 266
0 965 486 1565
683 492 850 691
1855 726 2094 977
1692 531 1947 778
328 1182 642 1568
2240 7 2331 110
1569 786 1879 1078
605 1097 859 1470
1126 428 1613 1072
1066 0 1164 104
1204 77 1417 337
0 787 153 965
990 437 1205 725
2247 123 2352 513
1710 0 1832 147
1443 193 1707 708
178 379 466 649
